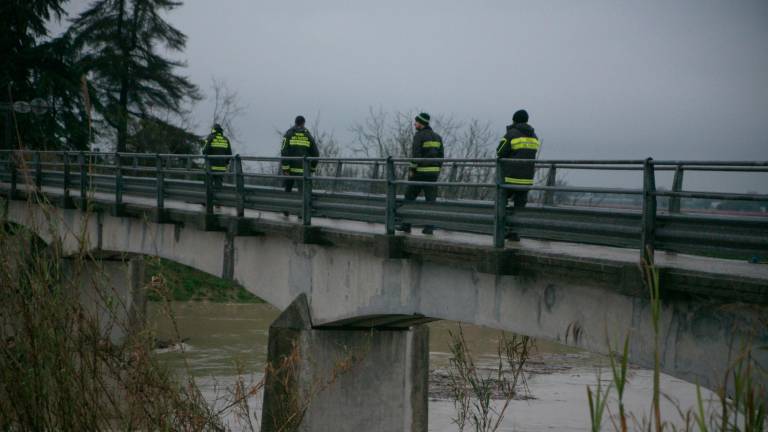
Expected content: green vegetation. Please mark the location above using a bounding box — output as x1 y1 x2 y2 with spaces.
145 257 263 303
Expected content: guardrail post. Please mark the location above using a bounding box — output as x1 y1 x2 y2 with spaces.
62 151 72 207
235 155 245 218
543 164 557 205
331 160 343 192
302 157 312 226
370 160 380 194
448 162 458 199
493 158 506 248
156 154 165 215
669 165 684 214
114 153 123 215
8 151 17 200
640 158 657 263
78 151 87 209
33 151 42 191
204 156 213 215
385 157 396 235
185 156 193 181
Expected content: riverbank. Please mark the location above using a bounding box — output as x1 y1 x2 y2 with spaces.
145 258 264 303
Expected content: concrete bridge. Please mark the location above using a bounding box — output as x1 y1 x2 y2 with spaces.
2 152 767 431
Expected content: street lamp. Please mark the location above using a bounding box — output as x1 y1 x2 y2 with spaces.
0 98 50 149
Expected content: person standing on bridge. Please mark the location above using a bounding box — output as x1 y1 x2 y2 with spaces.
396 112 444 235
280 116 319 215
202 123 233 190
496 109 540 241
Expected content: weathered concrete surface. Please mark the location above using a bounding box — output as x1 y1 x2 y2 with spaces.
66 257 146 344
261 294 428 432
3 195 767 393
0 222 145 345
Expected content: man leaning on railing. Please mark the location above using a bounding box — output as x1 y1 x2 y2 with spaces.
496 109 540 241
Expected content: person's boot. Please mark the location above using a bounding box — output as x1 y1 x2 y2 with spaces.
505 232 520 241
281 211 289 217
396 223 411 233
421 225 434 235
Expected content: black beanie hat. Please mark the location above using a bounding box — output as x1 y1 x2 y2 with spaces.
295 115 306 126
512 109 529 124
415 112 430 126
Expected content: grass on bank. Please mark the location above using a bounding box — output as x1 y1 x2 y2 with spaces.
145 257 264 303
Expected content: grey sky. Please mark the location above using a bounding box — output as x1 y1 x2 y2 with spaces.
62 0 768 192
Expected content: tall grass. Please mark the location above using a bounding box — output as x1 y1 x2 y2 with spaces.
585 250 766 432
446 325 533 432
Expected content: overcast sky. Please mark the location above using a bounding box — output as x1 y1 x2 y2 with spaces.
61 0 768 192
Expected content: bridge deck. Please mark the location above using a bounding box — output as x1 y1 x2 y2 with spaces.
4 182 767 294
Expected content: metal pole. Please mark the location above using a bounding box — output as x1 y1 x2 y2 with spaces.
114 153 123 214
493 158 506 248
385 157 396 235
156 154 165 212
640 157 657 263
332 160 343 192
3 111 10 150
235 155 245 218
543 164 557 205
669 165 684 214
8 151 17 200
78 151 87 209
302 157 312 226
204 156 213 215
33 151 42 191
62 151 71 206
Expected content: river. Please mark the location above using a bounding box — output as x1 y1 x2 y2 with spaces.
149 302 716 431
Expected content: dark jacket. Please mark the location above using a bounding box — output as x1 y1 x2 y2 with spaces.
280 126 319 174
496 123 539 185
203 131 232 170
410 126 444 174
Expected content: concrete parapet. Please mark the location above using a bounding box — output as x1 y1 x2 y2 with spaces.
261 294 429 432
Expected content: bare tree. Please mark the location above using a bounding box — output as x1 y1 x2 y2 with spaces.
209 77 247 142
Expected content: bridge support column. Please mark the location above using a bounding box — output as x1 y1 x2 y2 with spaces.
261 294 429 432
64 256 146 345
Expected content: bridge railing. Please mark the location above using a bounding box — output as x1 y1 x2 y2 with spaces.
1 150 766 262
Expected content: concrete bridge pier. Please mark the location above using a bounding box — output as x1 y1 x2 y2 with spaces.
63 256 146 345
261 294 429 432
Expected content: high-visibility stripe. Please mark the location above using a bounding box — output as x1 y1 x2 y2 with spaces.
211 137 229 148
504 177 533 185
509 137 539 151
416 166 441 173
281 164 290 170
422 140 441 148
211 166 228 171
289 167 304 173
289 140 310 147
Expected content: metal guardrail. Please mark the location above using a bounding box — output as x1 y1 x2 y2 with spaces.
1 150 766 263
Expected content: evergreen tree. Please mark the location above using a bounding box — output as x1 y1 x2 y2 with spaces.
0 0 83 150
69 0 199 152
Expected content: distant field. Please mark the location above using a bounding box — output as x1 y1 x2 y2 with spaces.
145 258 264 303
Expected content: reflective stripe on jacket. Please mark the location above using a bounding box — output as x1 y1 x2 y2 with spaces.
280 126 319 173
410 126 444 173
496 123 539 185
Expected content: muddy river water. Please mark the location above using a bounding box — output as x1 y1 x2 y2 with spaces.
150 302 715 431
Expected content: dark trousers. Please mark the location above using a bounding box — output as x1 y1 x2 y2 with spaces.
210 166 228 190
401 172 439 230
504 189 529 209
503 189 529 237
283 175 303 193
